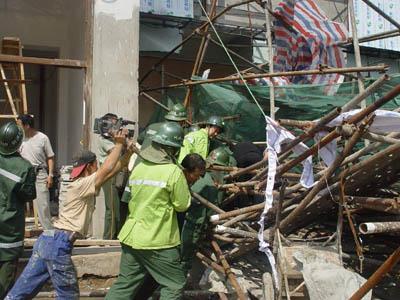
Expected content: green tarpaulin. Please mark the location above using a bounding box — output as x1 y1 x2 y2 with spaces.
146 75 400 142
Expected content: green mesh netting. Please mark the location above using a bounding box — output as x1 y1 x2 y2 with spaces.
146 74 400 142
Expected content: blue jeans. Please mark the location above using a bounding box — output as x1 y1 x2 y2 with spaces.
6 230 79 300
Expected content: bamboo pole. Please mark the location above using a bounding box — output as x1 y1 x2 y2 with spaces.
211 240 247 300
348 0 366 110
363 132 400 145
346 196 400 215
140 65 387 93
262 0 275 119
258 84 400 189
222 211 259 227
140 92 170 111
279 73 388 156
279 115 371 232
215 225 261 240
183 0 218 112
196 252 225 274
210 202 265 222
192 192 224 214
224 158 267 180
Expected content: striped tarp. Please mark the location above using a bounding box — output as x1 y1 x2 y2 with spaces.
273 0 348 91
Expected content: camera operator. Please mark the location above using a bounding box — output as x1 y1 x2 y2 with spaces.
6 129 136 299
97 113 122 240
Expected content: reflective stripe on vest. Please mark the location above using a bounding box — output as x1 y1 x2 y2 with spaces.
0 240 24 249
0 167 22 183
129 179 167 188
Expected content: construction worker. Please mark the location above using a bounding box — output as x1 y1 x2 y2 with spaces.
178 115 224 163
180 147 231 274
17 114 55 230
6 130 135 299
97 113 122 240
138 103 187 151
106 122 205 300
119 104 188 205
0 122 36 298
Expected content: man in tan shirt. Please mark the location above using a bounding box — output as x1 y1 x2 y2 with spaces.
6 130 135 300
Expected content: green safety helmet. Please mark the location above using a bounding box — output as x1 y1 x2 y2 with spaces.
207 147 230 166
187 124 200 133
152 122 184 148
205 116 224 131
165 103 187 122
0 122 24 155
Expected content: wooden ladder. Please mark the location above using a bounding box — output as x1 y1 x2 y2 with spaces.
0 37 28 120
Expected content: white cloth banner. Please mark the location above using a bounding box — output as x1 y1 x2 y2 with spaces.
317 109 400 166
257 117 315 289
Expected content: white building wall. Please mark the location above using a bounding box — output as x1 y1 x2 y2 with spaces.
90 0 139 238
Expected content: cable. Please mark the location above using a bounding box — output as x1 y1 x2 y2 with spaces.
196 0 267 118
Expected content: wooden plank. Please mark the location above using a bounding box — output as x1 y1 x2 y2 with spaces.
24 238 121 247
19 62 28 113
0 54 86 69
0 115 18 119
0 79 30 83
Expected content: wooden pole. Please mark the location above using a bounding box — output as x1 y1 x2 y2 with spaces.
0 54 86 69
263 0 275 119
348 0 366 110
183 0 218 112
279 115 372 232
211 240 247 300
0 64 18 117
140 65 387 92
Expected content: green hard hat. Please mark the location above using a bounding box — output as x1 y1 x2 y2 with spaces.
0 122 24 155
187 124 200 133
165 103 187 122
152 122 184 148
205 116 224 131
207 147 230 166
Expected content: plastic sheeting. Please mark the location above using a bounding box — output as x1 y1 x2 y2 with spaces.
146 75 400 143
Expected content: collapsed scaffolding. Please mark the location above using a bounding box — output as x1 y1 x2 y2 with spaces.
139 0 400 299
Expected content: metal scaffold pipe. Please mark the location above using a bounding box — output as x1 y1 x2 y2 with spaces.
359 222 400 235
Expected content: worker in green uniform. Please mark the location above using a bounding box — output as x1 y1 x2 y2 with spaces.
0 122 36 298
180 147 232 275
138 103 188 151
120 104 188 205
178 115 224 163
106 122 205 300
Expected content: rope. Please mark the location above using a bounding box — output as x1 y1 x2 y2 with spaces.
196 0 267 118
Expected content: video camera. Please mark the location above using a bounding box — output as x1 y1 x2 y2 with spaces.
93 116 136 139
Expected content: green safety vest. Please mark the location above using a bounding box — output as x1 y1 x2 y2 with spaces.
178 128 209 163
118 159 191 249
0 153 36 261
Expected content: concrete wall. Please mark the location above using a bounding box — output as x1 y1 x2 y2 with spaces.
0 0 86 165
90 0 140 238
